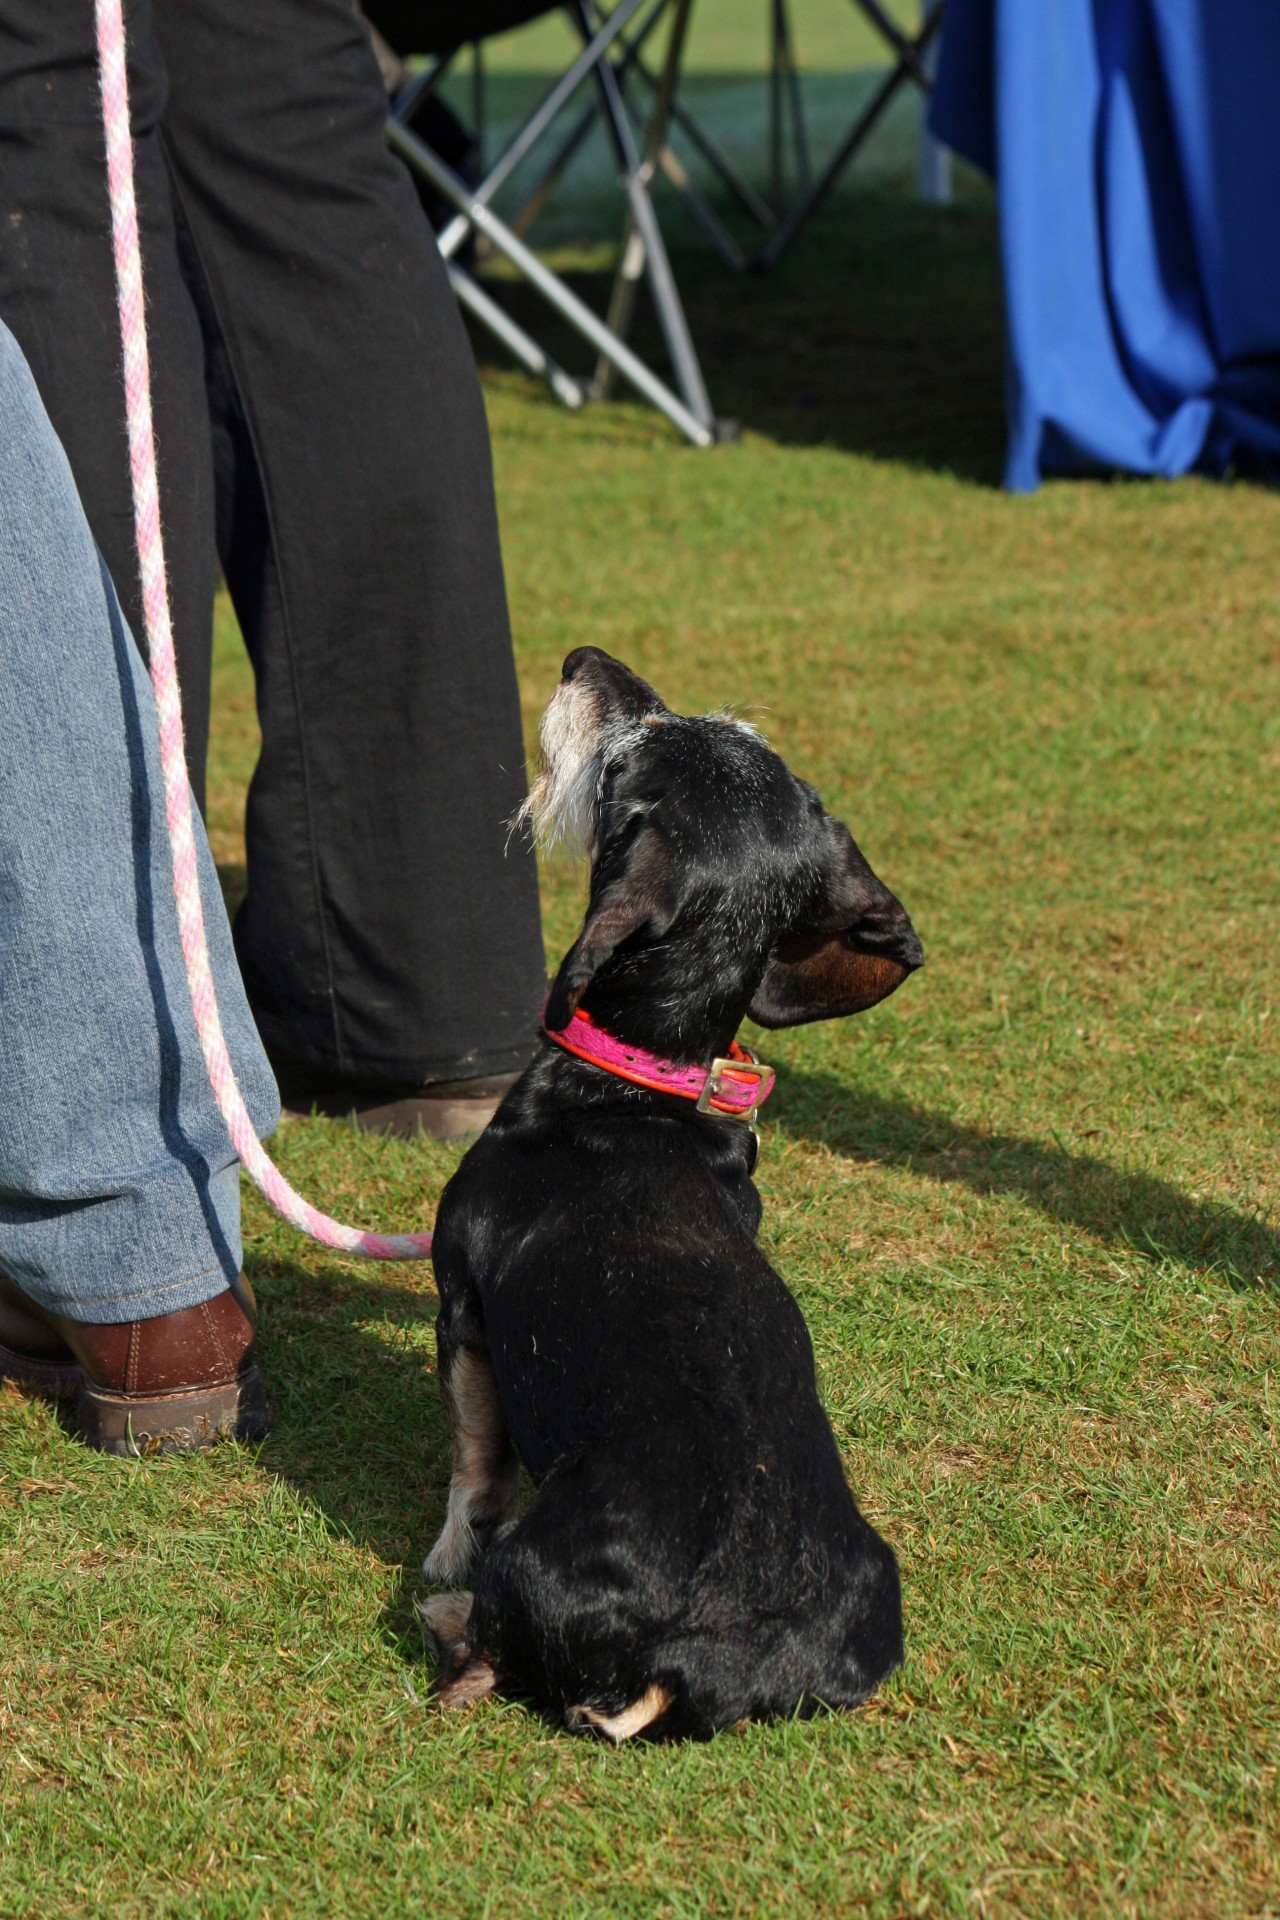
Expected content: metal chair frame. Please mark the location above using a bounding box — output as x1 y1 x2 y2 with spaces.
382 2 946 439
756 0 947 267
580 0 947 271
386 0 727 446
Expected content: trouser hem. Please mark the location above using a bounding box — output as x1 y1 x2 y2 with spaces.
251 1012 539 1089
12 1258 235 1328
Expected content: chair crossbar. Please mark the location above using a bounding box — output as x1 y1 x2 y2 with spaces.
576 0 712 423
433 0 650 260
594 0 947 273
387 114 715 444
505 1 765 272
386 0 724 445
757 0 944 268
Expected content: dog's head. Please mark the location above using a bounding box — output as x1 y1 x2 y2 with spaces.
523 648 922 1060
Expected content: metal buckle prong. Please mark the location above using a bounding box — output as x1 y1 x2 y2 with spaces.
695 1055 771 1121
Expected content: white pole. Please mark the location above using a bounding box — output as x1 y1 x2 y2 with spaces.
917 2 951 205
918 122 952 204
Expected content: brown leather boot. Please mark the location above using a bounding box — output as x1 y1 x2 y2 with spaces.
0 1268 271 1457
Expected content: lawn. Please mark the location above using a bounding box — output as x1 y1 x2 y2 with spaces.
3 15 1279 1919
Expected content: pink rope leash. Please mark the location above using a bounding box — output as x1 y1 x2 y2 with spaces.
94 0 432 1262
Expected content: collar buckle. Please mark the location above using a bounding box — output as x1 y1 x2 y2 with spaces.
696 1054 772 1121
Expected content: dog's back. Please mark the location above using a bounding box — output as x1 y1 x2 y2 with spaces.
430 1080 904 1739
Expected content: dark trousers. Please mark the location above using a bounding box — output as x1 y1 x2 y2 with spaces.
0 0 544 1084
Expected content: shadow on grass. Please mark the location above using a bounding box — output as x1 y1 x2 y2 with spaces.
244 1081 1274 1663
468 187 1007 480
247 1258 446 1658
431 65 1005 474
775 1069 1280 1296
215 861 246 921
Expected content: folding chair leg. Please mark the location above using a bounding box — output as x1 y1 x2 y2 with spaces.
769 0 813 211
776 0 811 192
471 41 486 176
917 6 951 205
574 0 715 431
607 41 772 265
510 100 598 238
387 119 715 446
918 124 951 205
756 1 945 269
445 262 585 410
432 0 652 264
592 0 694 397
509 0 670 239
652 144 751 273
769 0 785 213
542 0 776 254
633 65 777 233
389 55 452 127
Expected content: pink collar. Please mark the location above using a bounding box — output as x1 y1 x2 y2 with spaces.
544 1006 775 1120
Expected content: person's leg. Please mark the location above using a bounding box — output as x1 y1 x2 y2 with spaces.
0 320 279 1447
152 0 545 1097
0 0 218 807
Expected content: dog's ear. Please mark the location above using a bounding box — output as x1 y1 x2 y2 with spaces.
749 821 922 1028
545 821 677 1032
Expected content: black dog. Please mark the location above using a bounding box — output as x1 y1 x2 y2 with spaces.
421 647 922 1740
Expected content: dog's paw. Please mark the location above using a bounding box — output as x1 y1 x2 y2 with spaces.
417 1589 474 1654
423 1517 475 1587
437 1654 496 1712
416 1591 496 1711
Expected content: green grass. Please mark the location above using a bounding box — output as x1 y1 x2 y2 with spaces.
474 0 922 76
4 41 1280 1920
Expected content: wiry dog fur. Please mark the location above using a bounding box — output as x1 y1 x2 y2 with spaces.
423 647 923 1740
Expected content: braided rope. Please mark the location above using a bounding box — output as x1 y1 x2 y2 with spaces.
94 0 432 1261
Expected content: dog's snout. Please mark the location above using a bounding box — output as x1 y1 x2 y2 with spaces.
562 646 605 682
560 648 667 727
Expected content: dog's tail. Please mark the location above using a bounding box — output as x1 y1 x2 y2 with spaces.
426 1519 687 1741
419 1585 679 1740
422 1502 902 1743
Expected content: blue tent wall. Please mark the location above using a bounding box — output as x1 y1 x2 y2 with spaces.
931 0 1280 490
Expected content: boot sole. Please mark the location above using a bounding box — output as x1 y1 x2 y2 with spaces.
0 1343 272 1456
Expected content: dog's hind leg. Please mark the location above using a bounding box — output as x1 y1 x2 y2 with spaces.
424 1342 519 1586
418 1591 498 1712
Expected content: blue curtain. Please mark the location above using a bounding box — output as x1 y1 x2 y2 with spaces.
930 0 1280 490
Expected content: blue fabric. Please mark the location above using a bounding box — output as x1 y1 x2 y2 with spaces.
930 0 1280 490
0 321 279 1322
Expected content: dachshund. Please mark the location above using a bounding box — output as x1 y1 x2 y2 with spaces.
420 646 922 1741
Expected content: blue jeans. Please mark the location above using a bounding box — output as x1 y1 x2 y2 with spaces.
0 321 279 1323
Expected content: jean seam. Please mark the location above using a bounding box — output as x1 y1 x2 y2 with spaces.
48 1258 231 1310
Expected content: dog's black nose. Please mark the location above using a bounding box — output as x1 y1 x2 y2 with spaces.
562 646 606 682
